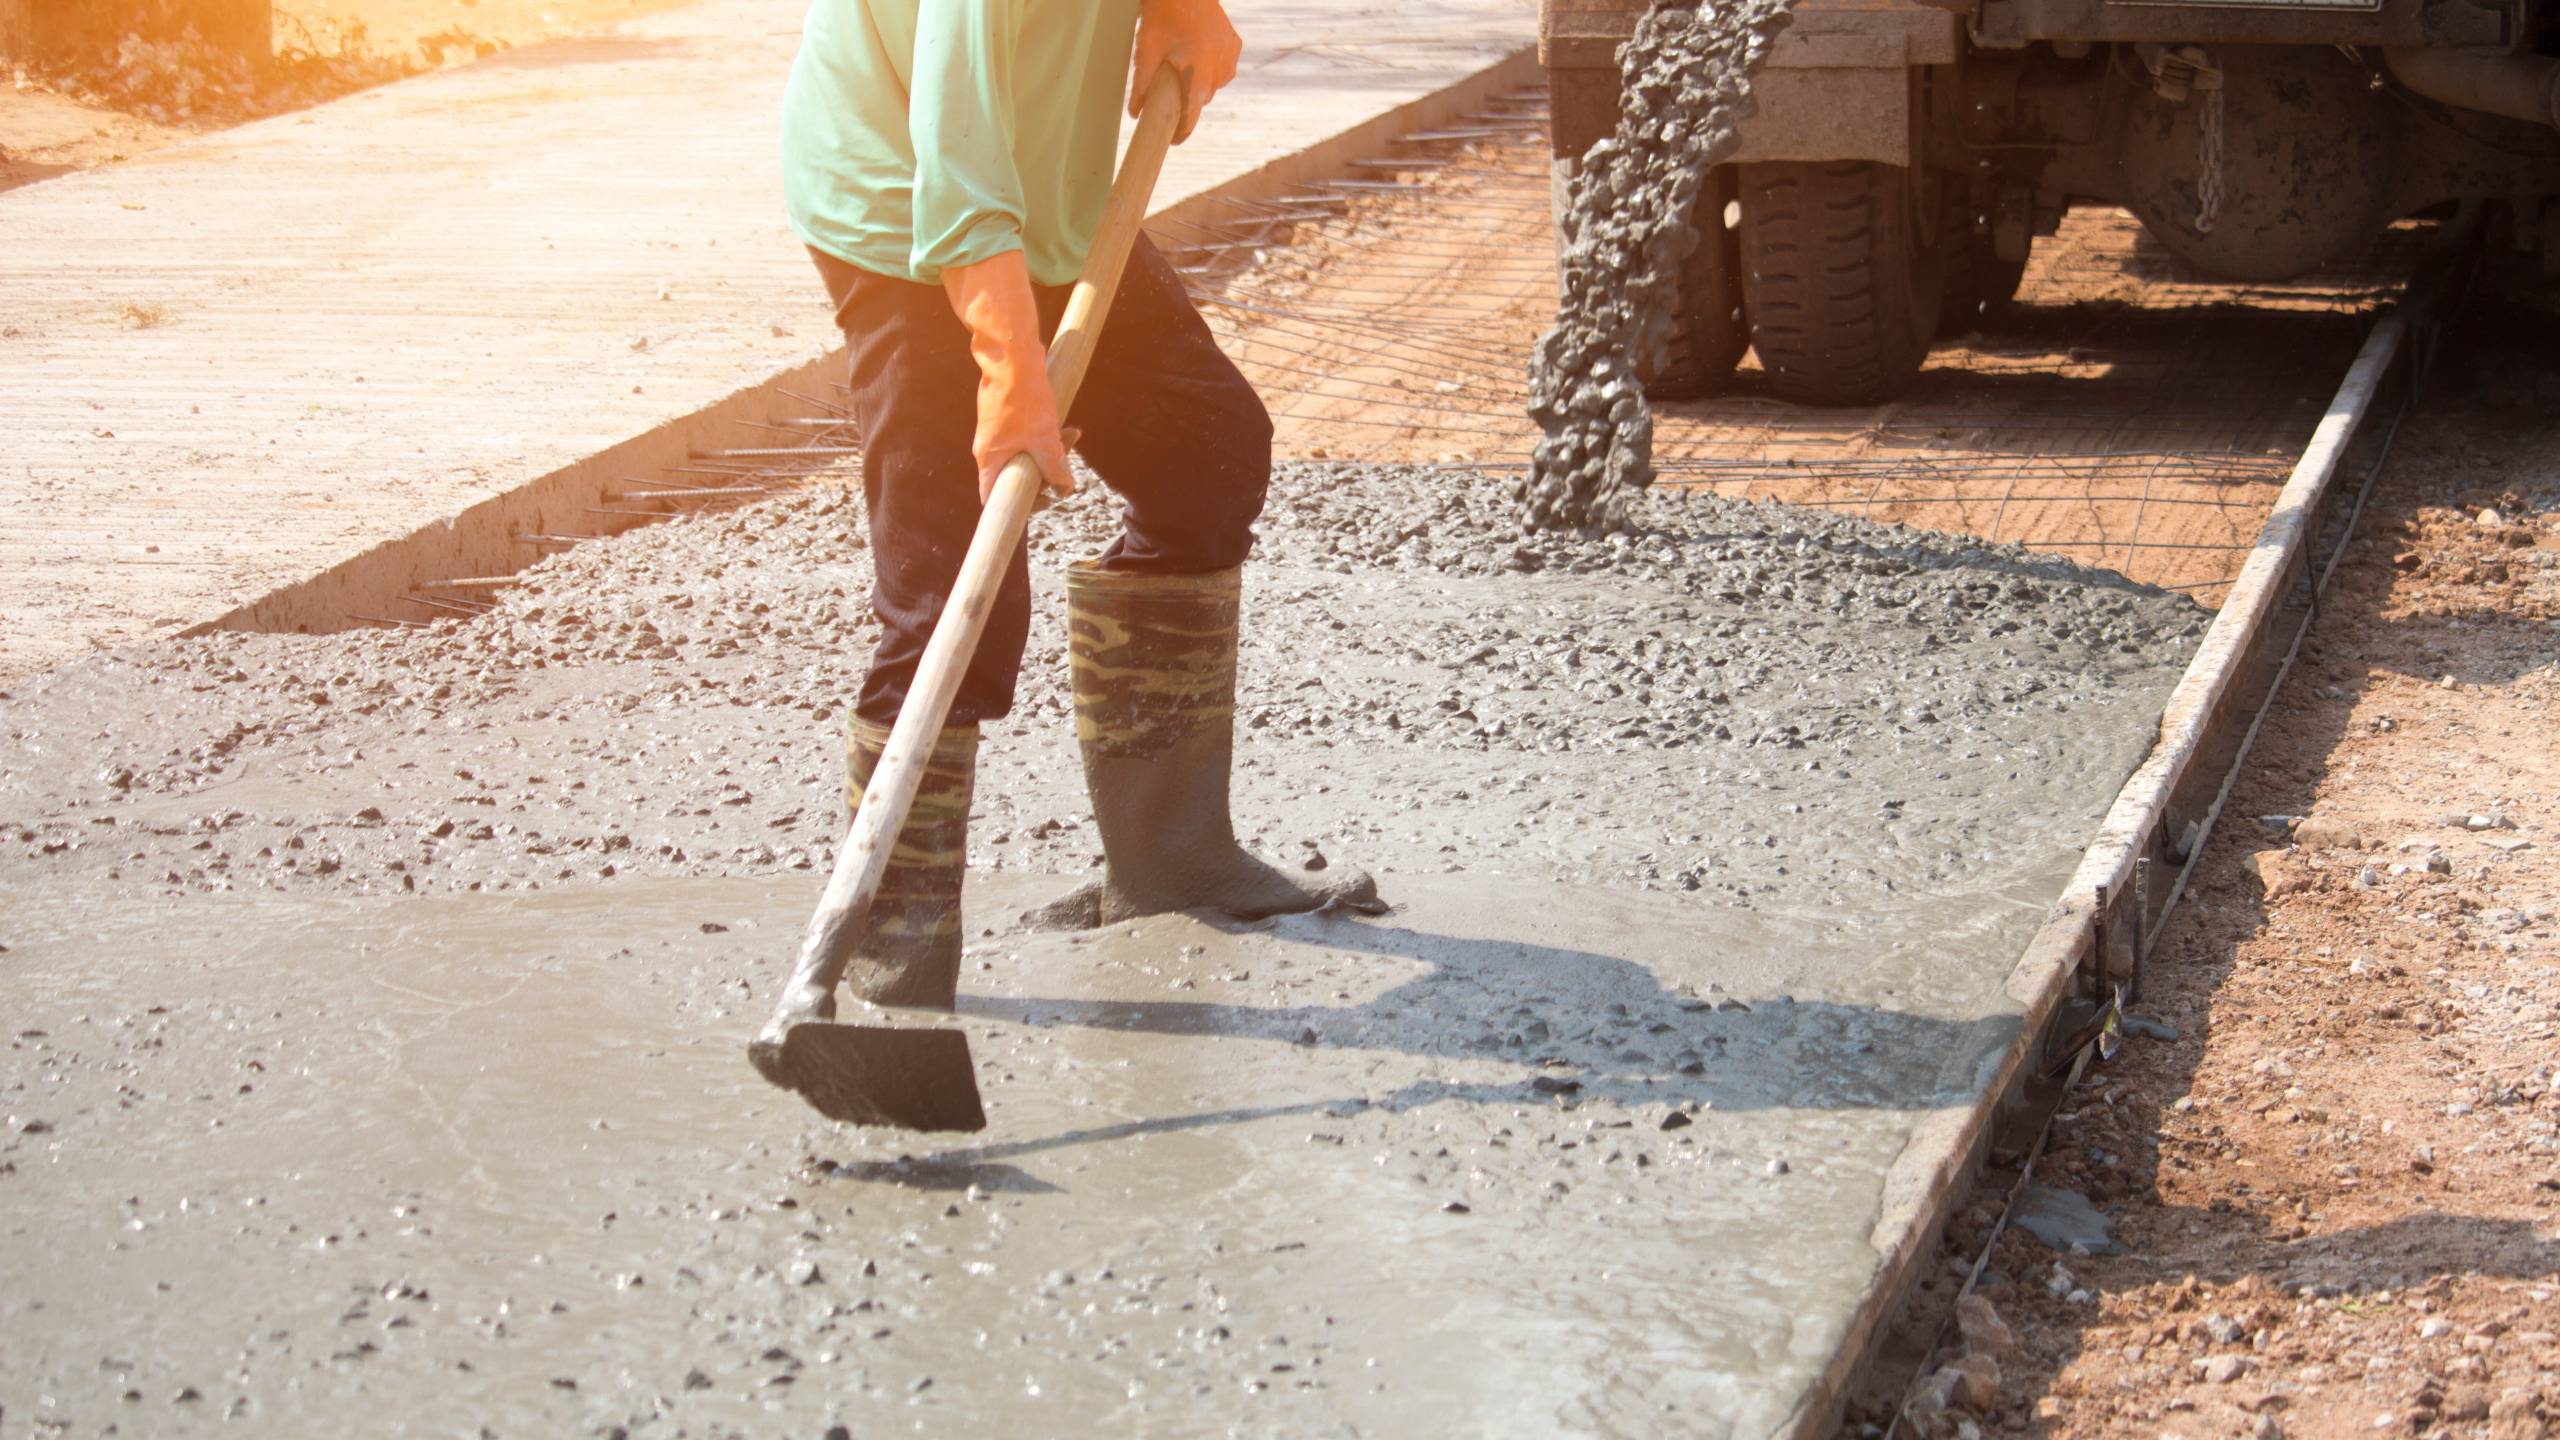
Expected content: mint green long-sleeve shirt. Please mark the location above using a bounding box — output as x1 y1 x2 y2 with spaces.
782 0 1142 288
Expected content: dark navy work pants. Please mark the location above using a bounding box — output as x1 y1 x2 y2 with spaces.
811 237 1272 727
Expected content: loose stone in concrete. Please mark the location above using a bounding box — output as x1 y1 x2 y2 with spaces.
0 463 2209 914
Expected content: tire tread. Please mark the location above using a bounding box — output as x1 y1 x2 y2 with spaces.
1738 160 1936 407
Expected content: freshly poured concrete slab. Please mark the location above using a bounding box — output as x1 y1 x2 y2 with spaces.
0 460 2213 1434
1 867 2048 1437
0 0 1530 681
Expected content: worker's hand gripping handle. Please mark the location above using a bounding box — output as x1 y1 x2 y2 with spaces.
943 252 1077 505
1131 0 1234 142
768 69 1190 1021
972 64 1183 547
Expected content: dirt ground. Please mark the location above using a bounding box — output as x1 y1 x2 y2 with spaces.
0 0 679 191
1861 304 2560 1439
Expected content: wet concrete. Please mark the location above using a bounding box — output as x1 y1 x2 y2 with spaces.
1524 0 1794 532
2010 1184 2121 1256
5 869 2053 1436
0 463 2206 913
0 462 2208 1433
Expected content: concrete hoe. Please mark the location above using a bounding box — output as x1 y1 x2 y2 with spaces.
747 70 1188 1133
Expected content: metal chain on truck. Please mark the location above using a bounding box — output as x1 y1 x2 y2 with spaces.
2193 55 2226 236
2135 43 2227 236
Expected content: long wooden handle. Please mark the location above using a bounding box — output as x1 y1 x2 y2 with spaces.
780 69 1187 1005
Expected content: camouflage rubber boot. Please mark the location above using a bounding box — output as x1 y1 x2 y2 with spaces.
838 717 978 1010
1030 563 1385 929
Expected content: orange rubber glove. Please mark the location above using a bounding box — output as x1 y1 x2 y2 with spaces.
941 250 1075 505
1128 0 1240 144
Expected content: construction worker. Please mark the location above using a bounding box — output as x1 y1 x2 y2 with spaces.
777 0 1384 1015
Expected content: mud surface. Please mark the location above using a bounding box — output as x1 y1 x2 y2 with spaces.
1 463 2208 1434
1522 0 1793 532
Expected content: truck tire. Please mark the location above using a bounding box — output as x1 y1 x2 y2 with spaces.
1937 235 2027 338
1640 167 1748 401
1738 160 1945 407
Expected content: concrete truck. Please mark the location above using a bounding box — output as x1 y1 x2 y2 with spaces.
1542 0 2560 405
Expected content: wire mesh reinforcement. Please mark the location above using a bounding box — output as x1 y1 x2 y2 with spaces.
1159 94 2418 606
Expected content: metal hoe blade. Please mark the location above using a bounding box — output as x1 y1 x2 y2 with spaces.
755 1022 988 1133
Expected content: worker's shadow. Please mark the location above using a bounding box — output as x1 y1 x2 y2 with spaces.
824 905 2019 1190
